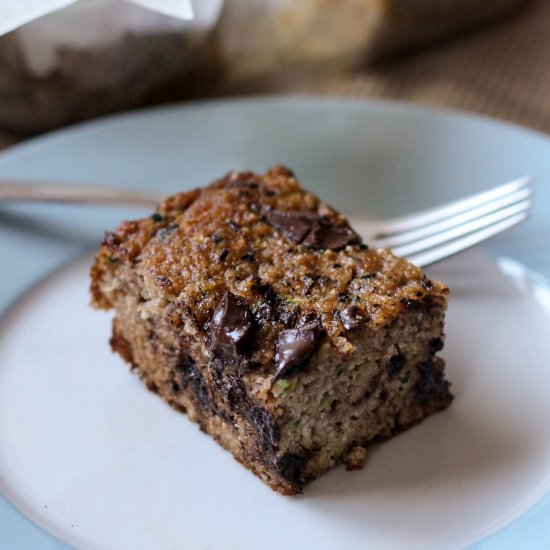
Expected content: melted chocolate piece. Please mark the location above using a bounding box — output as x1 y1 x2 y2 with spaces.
421 276 434 291
279 305 300 328
265 209 362 251
302 222 360 250
296 312 319 327
339 305 364 331
209 292 253 362
258 282 279 304
265 210 316 243
174 353 212 412
274 319 322 380
254 304 278 326
386 353 406 377
250 406 280 451
400 298 424 311
428 337 444 354
277 452 306 483
415 360 453 406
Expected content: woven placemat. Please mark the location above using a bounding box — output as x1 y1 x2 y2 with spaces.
293 0 550 134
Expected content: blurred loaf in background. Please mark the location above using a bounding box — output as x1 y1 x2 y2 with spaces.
0 0 528 134
216 0 526 84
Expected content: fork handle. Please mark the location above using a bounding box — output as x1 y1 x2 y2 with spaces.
0 180 162 208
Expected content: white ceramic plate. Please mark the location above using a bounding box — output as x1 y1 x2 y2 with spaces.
1 98 550 549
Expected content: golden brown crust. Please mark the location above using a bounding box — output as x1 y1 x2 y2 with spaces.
92 166 448 365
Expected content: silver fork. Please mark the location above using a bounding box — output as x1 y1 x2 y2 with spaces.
351 175 532 267
0 176 532 267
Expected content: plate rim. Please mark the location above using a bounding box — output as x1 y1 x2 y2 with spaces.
1 95 550 168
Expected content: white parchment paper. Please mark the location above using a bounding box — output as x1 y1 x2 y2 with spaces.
0 0 194 36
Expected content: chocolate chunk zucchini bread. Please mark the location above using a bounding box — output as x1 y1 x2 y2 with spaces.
90 166 452 495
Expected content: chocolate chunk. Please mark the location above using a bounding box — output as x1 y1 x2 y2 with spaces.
387 353 406 377
339 305 365 331
250 406 280 451
296 311 319 327
258 283 279 305
421 276 433 291
266 209 362 251
302 222 361 250
219 249 229 261
400 298 424 310
428 337 444 354
274 319 322 380
253 303 278 325
208 357 247 420
175 353 212 412
225 386 243 412
415 360 453 406
209 292 253 362
279 305 300 328
277 452 306 483
265 210 316 243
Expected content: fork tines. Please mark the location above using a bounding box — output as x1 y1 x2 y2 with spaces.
374 176 533 267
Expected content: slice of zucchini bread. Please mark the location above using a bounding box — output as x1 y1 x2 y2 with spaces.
90 165 452 495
